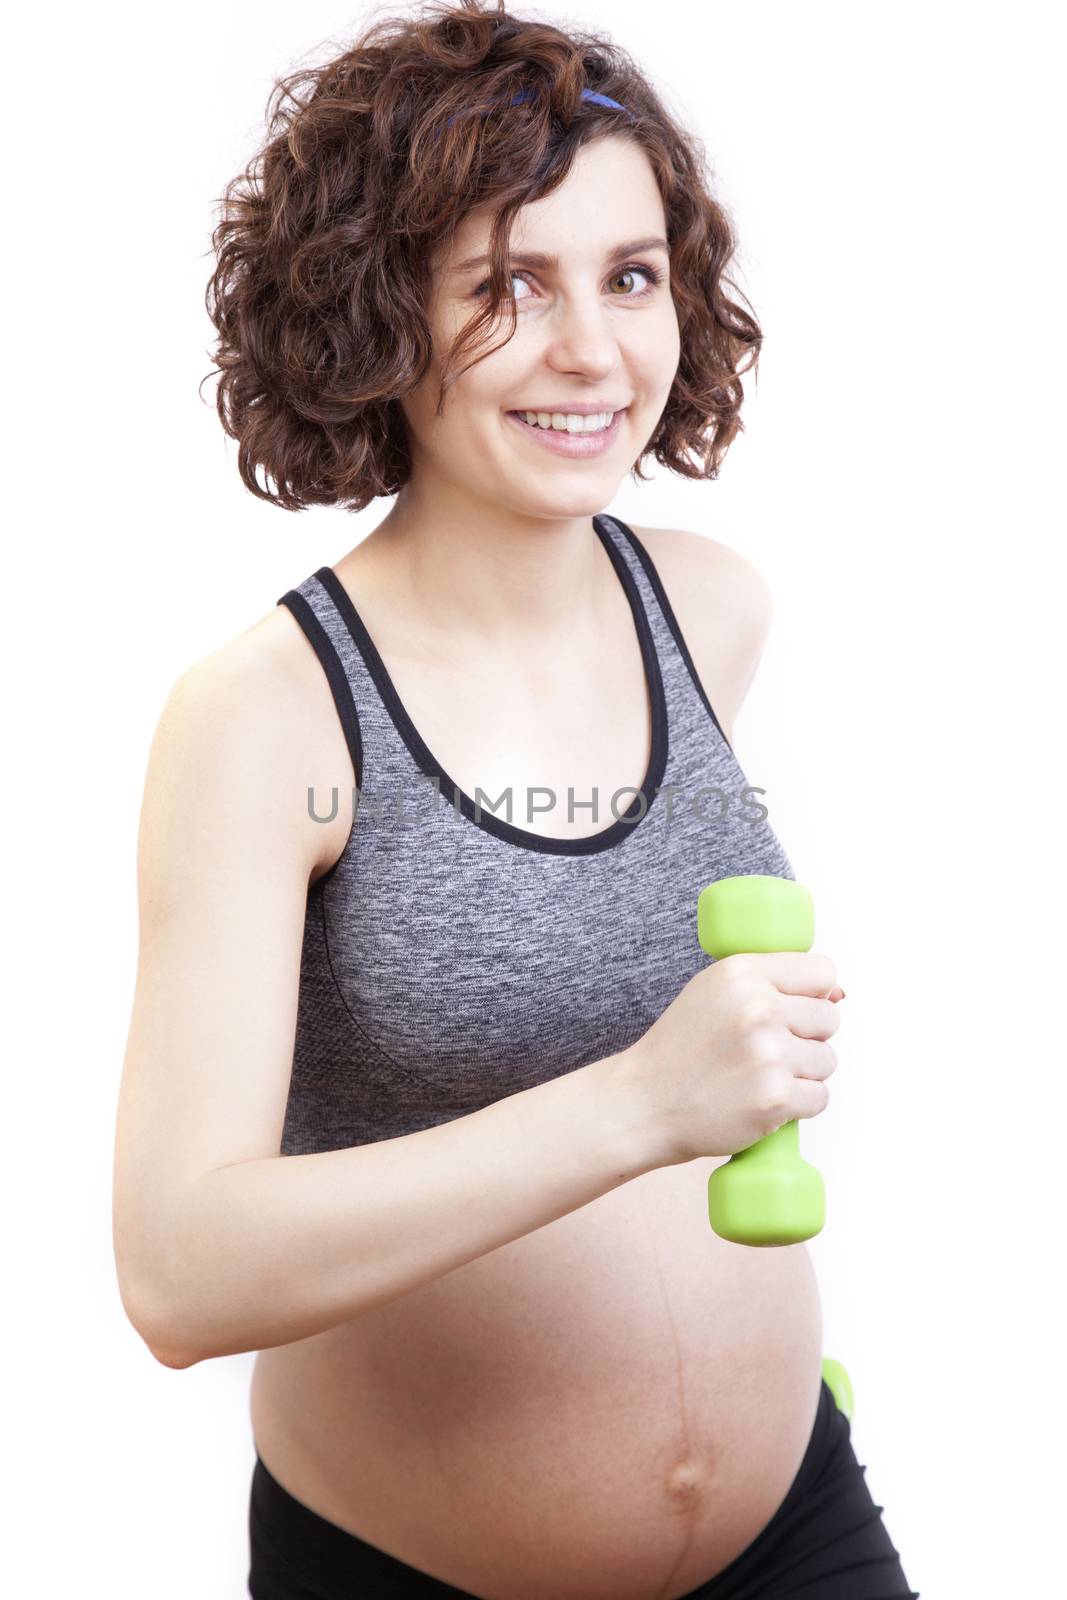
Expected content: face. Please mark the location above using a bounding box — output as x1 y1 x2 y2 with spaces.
398 135 681 524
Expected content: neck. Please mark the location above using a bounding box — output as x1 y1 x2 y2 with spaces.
357 481 614 649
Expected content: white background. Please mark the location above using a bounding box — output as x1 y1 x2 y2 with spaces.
4 1 1064 1594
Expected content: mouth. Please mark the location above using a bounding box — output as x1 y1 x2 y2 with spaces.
504 407 626 459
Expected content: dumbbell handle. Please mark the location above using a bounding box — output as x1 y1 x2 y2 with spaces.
697 874 826 1246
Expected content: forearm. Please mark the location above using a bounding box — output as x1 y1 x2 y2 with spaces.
155 1048 664 1366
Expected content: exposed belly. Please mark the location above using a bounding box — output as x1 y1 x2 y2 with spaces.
249 1155 824 1600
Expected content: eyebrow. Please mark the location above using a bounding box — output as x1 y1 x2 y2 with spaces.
451 235 670 275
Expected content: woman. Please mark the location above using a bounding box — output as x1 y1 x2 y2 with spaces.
112 2 918 1596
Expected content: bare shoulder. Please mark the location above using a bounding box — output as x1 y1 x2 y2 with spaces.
151 603 356 890
626 524 773 621
174 603 331 755
625 524 775 744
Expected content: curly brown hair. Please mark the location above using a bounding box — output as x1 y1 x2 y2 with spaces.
202 0 762 513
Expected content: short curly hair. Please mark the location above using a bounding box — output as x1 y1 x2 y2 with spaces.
202 0 762 513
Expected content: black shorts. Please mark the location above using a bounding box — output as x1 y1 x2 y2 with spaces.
248 1379 919 1598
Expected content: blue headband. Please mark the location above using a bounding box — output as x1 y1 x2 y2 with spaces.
444 85 634 130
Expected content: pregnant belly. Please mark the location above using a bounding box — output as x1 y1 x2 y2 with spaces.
249 1156 825 1600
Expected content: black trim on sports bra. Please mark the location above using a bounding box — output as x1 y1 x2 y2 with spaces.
611 519 733 755
276 589 364 787
276 586 364 890
313 513 669 856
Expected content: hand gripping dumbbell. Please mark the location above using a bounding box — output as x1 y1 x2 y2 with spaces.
697 873 827 1246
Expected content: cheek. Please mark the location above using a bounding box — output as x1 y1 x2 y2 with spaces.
427 406 502 466
648 306 681 362
639 319 681 395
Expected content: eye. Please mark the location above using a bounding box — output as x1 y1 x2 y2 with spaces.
471 272 534 300
471 262 665 301
607 264 664 297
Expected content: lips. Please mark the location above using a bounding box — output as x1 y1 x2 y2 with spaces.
504 407 624 458
507 411 616 434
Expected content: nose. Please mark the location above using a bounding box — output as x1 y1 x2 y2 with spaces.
542 289 622 380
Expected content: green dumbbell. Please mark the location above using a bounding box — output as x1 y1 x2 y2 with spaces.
697 874 826 1246
821 1356 854 1420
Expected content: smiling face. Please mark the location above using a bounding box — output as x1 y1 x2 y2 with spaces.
397 135 681 524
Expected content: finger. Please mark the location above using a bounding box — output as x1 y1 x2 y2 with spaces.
790 1075 832 1121
792 1037 838 1082
746 950 838 999
782 994 842 1041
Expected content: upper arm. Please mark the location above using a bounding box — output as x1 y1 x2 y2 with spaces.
633 527 774 746
112 643 324 1355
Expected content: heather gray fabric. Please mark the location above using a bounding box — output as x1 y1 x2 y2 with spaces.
275 513 795 1154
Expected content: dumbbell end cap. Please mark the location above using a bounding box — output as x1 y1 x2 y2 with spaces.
698 874 814 959
708 1152 825 1245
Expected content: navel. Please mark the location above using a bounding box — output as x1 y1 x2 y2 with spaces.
663 1457 706 1506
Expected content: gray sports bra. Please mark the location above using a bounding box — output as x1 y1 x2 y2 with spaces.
275 512 795 1154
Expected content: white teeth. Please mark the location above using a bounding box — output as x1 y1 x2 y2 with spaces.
518 410 615 433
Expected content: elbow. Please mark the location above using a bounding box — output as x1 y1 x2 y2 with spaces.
117 1275 202 1370
143 1314 201 1369
151 1342 200 1370
141 1317 204 1370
